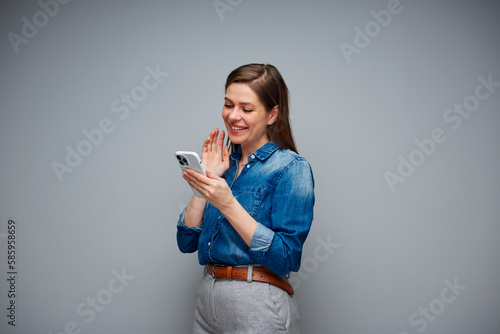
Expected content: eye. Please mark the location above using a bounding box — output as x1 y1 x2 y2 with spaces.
243 108 253 113
224 104 233 108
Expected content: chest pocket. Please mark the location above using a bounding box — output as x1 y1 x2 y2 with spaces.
234 186 267 217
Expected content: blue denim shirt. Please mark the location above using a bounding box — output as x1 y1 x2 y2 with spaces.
176 141 315 276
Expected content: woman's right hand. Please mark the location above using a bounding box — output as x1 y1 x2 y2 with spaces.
201 128 229 177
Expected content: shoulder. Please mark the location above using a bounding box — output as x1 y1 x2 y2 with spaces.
272 147 311 167
269 147 314 182
254 142 313 178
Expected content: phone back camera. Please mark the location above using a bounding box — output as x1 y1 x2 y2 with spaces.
176 155 189 166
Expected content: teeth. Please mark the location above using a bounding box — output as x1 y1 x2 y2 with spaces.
231 126 246 130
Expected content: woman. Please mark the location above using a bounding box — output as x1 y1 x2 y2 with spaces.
177 63 315 333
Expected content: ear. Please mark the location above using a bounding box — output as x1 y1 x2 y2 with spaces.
268 105 279 126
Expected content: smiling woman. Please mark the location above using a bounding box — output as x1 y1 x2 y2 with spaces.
223 82 278 175
224 63 297 156
176 63 315 333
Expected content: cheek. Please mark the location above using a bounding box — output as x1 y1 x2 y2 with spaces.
222 110 229 121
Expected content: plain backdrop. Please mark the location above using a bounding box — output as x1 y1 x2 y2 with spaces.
1 0 499 333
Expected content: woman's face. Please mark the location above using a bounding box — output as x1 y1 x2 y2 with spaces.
222 83 277 153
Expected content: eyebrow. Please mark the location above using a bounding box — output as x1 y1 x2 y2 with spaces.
224 97 256 107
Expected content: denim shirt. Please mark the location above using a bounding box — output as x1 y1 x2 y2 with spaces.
176 141 315 276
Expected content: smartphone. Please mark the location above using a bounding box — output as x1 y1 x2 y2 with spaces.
175 151 206 198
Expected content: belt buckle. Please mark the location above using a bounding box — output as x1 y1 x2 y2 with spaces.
210 264 223 278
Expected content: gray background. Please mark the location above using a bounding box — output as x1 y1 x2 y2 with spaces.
1 0 499 333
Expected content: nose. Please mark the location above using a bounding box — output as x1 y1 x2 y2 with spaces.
227 107 243 122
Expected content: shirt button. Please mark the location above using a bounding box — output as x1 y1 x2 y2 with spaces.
251 154 255 159
246 164 250 168
208 242 211 246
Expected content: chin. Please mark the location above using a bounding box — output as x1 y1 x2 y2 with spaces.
228 135 243 145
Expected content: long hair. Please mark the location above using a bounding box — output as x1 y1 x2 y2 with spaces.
225 63 298 154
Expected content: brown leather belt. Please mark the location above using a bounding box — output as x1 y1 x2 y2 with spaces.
206 264 294 295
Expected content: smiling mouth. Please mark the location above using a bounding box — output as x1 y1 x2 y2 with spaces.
230 125 248 130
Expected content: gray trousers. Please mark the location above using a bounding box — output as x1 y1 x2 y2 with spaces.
192 270 299 333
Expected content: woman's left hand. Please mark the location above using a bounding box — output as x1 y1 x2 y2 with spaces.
182 169 235 210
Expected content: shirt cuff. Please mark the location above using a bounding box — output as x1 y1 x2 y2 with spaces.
177 207 203 233
249 223 274 252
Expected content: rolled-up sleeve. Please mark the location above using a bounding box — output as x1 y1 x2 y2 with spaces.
249 223 275 252
176 207 203 253
248 159 315 276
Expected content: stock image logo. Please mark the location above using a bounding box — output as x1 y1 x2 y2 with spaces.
7 0 72 54
5 219 17 327
340 0 408 64
51 63 169 183
289 235 340 291
398 277 467 334
213 0 244 21
384 73 499 192
48 268 135 334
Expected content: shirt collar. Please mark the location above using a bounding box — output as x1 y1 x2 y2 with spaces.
230 141 280 162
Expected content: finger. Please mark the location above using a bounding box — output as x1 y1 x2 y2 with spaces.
183 175 204 195
183 170 206 191
202 130 214 154
223 144 229 161
208 129 217 153
218 130 225 156
212 128 219 152
209 129 215 151
202 136 210 154
185 168 213 186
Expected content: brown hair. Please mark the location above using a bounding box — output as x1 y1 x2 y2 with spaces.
225 63 298 154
